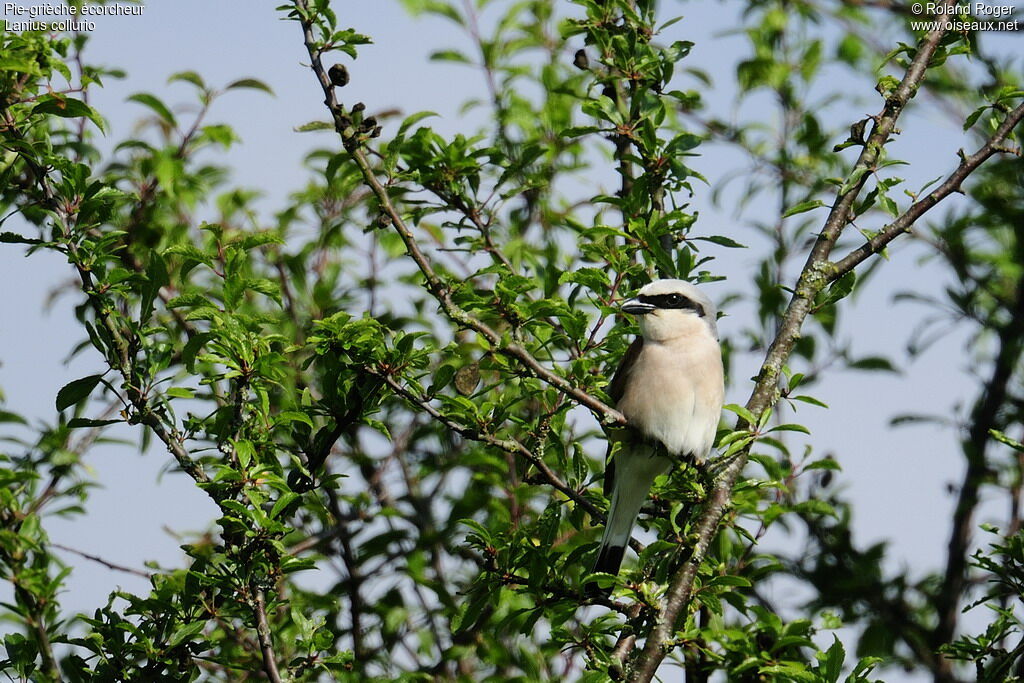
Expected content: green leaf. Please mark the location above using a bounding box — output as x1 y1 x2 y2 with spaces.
794 499 837 517
840 166 870 195
821 271 856 307
819 635 845 681
67 418 122 428
430 49 472 64
241 278 282 304
167 621 206 648
0 58 40 75
400 0 463 24
847 356 897 373
559 267 610 292
707 574 752 588
154 154 179 196
458 519 492 545
234 440 255 468
560 125 605 138
397 110 439 133
0 232 43 245
182 332 214 372
0 410 28 425
277 411 314 428
294 120 335 132
168 70 206 89
429 364 456 395
782 199 825 218
878 193 898 217
225 78 274 94
724 403 757 426
990 429 1024 453
804 458 841 471
141 250 169 324
694 235 747 248
164 244 214 268
56 375 104 412
270 492 299 519
767 423 811 435
127 93 177 127
32 96 105 133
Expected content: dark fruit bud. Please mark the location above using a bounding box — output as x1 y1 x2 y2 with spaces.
573 49 589 70
370 126 382 138
849 118 868 144
328 64 349 87
352 102 366 113
362 116 377 130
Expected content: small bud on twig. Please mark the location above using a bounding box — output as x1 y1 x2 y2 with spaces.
573 49 589 70
328 64 349 88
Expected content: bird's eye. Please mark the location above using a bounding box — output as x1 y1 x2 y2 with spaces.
667 294 682 304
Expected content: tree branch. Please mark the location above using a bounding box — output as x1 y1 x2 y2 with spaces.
0 105 209 487
252 588 284 683
50 542 153 579
933 269 1024 677
830 102 1024 280
373 371 607 523
291 0 625 427
627 14 964 681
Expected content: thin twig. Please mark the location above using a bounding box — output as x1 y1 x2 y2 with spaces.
50 542 153 579
829 102 1024 279
374 371 606 522
253 588 284 683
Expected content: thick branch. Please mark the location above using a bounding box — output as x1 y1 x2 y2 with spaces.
933 269 1024 672
17 584 59 681
627 17 957 681
253 588 284 683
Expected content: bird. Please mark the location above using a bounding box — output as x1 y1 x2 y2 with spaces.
590 279 725 590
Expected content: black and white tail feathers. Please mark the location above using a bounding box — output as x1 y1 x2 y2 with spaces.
586 450 669 596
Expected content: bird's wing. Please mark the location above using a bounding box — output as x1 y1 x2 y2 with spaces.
603 337 643 497
608 336 643 404
603 443 616 497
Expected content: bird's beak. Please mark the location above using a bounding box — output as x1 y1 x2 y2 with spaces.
621 298 656 315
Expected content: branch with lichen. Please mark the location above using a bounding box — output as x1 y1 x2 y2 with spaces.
626 13 1024 683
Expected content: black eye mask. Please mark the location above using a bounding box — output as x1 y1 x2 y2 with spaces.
637 293 705 317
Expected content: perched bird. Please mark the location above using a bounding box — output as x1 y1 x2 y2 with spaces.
591 279 725 587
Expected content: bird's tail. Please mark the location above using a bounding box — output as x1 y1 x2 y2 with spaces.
587 454 668 595
592 539 627 577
